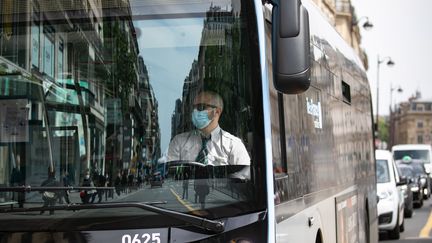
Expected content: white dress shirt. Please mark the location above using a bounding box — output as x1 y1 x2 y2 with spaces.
166 126 251 166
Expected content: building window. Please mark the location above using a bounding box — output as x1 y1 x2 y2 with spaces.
43 28 55 78
418 121 424 128
426 103 432 111
411 103 417 111
0 0 27 68
31 24 40 68
418 134 424 144
31 3 40 69
58 39 64 79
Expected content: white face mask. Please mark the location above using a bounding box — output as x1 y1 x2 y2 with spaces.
85 175 90 179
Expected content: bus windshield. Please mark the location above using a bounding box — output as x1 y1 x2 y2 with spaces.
0 0 265 230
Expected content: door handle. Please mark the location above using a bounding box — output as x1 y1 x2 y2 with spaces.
308 217 314 227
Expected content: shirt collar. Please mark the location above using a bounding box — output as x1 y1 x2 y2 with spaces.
209 126 221 142
196 125 221 142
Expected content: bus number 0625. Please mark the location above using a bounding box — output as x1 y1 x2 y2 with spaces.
122 233 161 243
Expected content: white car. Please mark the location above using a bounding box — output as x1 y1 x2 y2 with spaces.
376 150 405 239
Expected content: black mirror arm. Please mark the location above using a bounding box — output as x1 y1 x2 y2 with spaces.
267 0 300 37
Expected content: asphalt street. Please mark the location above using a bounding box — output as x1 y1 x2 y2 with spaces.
380 198 432 242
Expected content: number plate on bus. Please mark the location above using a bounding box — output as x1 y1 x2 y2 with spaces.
83 228 168 243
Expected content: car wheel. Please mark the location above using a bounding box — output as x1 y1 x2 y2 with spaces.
400 218 405 232
364 204 370 243
405 207 413 218
388 213 400 239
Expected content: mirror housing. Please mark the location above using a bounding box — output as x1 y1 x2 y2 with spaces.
397 176 408 186
424 164 431 175
272 0 311 94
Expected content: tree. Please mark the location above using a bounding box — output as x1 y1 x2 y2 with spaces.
378 117 389 144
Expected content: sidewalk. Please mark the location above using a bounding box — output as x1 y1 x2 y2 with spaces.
64 186 143 204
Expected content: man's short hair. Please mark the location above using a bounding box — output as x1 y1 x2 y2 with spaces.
199 91 224 111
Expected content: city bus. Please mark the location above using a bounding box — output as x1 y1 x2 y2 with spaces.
0 0 377 242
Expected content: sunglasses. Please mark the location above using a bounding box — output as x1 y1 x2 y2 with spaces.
193 103 217 111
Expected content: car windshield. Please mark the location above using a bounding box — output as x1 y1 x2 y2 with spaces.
394 150 430 162
409 163 426 176
0 0 265 230
376 159 390 183
397 166 414 178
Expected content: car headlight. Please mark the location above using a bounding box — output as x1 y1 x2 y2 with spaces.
378 190 394 200
412 186 420 192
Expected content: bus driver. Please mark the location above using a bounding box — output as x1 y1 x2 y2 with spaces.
166 91 251 168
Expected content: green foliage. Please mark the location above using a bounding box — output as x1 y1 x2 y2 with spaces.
378 118 389 144
109 21 138 111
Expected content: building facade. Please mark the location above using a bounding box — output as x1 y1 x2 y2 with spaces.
312 0 368 69
391 94 432 146
0 0 160 202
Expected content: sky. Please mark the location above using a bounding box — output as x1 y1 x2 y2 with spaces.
351 0 432 116
136 18 202 152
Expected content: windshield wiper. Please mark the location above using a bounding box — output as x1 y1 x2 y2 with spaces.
0 202 225 233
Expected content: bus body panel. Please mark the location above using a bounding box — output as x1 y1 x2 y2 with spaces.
264 0 377 242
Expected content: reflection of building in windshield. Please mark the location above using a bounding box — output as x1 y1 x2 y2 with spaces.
138 56 161 172
171 3 252 142
102 1 161 179
0 0 161 204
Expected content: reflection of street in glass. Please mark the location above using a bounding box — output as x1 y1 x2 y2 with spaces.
40 167 60 215
0 1 263 236
0 99 29 143
182 173 189 199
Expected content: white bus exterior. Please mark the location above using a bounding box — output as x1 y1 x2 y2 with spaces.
0 0 376 242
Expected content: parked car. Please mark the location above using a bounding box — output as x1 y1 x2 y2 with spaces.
150 171 163 188
396 157 431 200
376 150 405 239
396 163 420 214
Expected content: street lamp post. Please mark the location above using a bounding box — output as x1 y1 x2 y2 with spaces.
375 55 395 135
390 84 403 112
389 84 403 147
352 16 374 30
351 16 373 47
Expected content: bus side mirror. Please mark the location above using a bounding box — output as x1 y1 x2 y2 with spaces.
272 0 311 94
